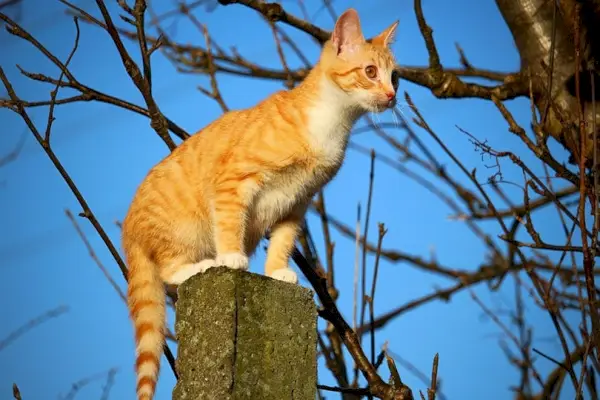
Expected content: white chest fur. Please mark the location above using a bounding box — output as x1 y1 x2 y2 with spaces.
250 78 358 232
251 166 317 226
306 78 356 166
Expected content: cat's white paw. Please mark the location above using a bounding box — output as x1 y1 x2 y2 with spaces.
216 253 249 271
270 268 298 284
197 259 216 273
166 263 204 285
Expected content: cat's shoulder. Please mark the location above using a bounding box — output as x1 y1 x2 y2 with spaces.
260 89 294 107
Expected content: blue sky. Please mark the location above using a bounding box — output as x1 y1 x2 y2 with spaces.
0 0 586 399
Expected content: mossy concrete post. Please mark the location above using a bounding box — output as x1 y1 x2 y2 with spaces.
172 267 317 400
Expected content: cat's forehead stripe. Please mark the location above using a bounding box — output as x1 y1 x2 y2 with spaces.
365 46 395 68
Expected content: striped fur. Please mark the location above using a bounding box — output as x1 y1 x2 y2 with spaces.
121 8 398 399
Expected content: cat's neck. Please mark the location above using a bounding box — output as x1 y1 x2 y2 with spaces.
292 64 363 145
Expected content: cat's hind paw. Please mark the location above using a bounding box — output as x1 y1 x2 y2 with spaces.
216 253 249 271
197 259 216 273
270 268 298 284
165 262 205 285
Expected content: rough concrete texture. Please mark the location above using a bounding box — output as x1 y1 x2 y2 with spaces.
172 267 317 400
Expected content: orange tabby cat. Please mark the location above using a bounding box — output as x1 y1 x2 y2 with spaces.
122 8 398 400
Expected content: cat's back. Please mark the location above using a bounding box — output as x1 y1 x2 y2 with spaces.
123 111 244 220
166 93 293 161
128 89 309 204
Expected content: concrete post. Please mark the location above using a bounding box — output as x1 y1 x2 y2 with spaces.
172 267 317 400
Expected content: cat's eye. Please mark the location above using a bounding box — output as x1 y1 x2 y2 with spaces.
365 65 378 79
391 69 399 90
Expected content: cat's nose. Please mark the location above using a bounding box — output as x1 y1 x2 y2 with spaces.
385 91 396 100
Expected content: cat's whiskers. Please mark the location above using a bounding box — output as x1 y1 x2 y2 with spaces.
367 100 381 130
391 106 400 128
393 103 410 126
375 111 383 130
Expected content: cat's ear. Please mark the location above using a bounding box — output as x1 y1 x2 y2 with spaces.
371 20 399 48
331 8 365 56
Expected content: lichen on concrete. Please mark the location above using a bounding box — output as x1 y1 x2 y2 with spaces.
172 267 317 400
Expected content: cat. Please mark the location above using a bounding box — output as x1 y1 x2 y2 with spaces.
121 8 399 400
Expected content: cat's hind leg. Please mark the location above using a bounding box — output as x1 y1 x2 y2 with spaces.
161 259 216 285
197 259 216 272
162 262 203 285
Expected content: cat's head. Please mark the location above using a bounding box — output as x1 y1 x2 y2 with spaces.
322 8 399 113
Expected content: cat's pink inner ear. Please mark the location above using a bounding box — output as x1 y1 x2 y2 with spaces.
372 20 399 48
331 8 365 55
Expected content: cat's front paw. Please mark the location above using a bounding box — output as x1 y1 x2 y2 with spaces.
270 268 298 284
216 253 249 271
197 259 216 273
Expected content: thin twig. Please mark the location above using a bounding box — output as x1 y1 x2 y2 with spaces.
94 0 176 149
370 223 387 366
0 305 68 352
359 150 376 349
12 384 21 400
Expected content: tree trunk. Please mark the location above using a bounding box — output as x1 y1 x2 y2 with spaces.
495 0 599 164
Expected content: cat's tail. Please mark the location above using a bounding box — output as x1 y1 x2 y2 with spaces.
125 241 165 400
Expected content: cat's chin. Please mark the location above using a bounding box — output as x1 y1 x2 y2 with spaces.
363 98 396 113
368 103 394 113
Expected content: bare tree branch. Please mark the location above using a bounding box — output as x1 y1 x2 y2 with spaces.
0 305 69 352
